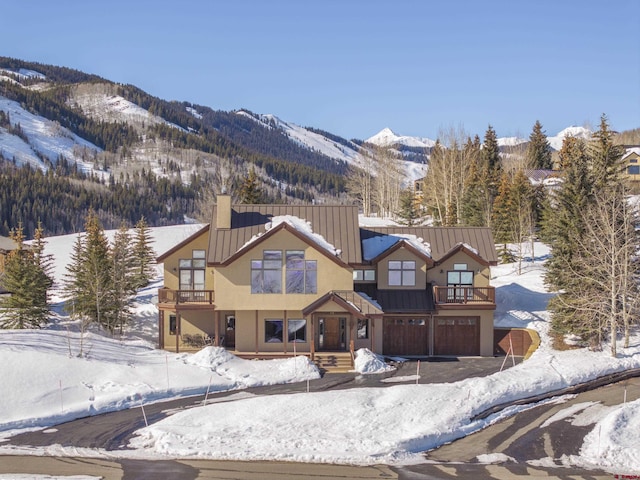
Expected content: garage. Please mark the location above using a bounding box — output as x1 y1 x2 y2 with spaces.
383 317 428 355
433 316 480 356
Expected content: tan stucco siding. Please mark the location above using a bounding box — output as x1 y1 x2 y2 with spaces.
234 309 312 353
213 229 352 311
162 231 211 290
623 152 640 183
352 316 383 353
433 310 494 356
429 251 491 287
376 247 428 289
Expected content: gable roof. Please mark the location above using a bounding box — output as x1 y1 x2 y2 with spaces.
360 227 497 265
436 242 491 267
156 224 210 263
207 205 362 264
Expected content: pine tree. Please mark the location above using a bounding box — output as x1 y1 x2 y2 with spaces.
132 217 156 289
63 211 112 331
526 120 553 170
108 223 136 334
0 223 53 328
239 166 263 204
589 114 625 190
396 188 421 226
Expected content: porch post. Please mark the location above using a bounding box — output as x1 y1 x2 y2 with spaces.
255 310 259 354
309 315 315 361
214 310 220 346
158 310 165 349
176 311 181 353
283 310 288 354
370 317 374 352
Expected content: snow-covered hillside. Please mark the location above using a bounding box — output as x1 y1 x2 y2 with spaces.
236 110 362 164
547 126 592 151
0 96 102 174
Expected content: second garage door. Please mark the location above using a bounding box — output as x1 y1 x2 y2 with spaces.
433 316 480 356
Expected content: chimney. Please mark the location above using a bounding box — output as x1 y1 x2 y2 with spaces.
216 194 231 229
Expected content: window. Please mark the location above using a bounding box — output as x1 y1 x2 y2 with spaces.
630 159 638 163
251 250 283 293
286 250 317 294
447 270 474 301
288 319 307 342
169 314 177 335
453 263 468 270
353 269 376 281
179 250 206 291
357 319 369 339
388 260 416 286
265 319 283 343
628 165 640 175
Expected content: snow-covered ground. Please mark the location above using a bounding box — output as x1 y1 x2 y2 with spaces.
0 227 638 474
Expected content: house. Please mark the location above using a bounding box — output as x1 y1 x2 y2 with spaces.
156 195 498 358
621 147 640 186
0 235 18 294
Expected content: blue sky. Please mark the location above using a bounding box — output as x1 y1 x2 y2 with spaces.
3 0 639 140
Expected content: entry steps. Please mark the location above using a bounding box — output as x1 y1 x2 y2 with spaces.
313 352 354 373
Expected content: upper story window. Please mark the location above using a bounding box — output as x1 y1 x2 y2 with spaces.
447 270 473 286
388 260 415 286
286 250 317 294
353 269 376 281
179 249 206 290
628 165 640 175
251 250 283 293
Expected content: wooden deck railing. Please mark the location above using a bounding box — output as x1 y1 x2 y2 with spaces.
158 289 215 305
433 286 495 305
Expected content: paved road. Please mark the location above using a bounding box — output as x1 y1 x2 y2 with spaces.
3 359 638 479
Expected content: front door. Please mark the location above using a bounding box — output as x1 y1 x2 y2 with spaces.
319 317 345 350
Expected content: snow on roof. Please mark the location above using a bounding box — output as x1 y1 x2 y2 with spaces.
267 216 340 256
459 242 479 256
362 233 431 261
241 215 340 256
622 147 640 159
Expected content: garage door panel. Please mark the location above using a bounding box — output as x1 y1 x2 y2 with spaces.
383 318 428 355
434 316 479 356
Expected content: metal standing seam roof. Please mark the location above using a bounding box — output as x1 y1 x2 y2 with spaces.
207 204 363 265
359 226 498 264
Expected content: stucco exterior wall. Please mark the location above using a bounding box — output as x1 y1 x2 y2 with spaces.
162 230 211 290
213 229 352 311
429 251 491 287
375 247 427 289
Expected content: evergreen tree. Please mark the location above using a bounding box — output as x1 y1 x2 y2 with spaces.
63 211 112 331
239 166 263 204
132 217 156 289
526 120 553 170
491 173 514 248
108 223 136 334
0 223 53 328
589 114 625 190
396 188 421 226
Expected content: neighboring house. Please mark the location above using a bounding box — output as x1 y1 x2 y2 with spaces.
622 147 640 186
0 235 18 294
156 196 498 358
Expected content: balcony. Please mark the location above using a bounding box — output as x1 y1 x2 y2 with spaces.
158 288 215 306
433 286 495 308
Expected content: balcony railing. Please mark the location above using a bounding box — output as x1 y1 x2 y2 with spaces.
158 289 215 305
433 286 495 305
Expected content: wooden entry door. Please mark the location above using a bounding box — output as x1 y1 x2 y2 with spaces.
320 317 344 350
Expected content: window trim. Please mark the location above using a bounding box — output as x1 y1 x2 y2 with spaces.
388 260 416 286
288 318 307 343
265 318 283 343
251 250 283 294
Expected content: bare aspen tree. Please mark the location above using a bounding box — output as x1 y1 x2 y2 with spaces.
347 147 376 216
423 127 473 225
372 145 404 218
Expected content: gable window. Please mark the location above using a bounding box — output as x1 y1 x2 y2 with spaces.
179 249 206 291
628 165 640 175
285 250 317 294
265 319 283 343
388 260 415 286
251 250 282 293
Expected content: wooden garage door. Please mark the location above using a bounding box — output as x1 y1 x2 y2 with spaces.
383 318 428 355
434 316 480 356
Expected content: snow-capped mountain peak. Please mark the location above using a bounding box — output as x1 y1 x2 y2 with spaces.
548 126 592 151
366 128 436 149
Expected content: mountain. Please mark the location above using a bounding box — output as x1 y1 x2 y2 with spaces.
547 126 592 151
366 127 436 149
